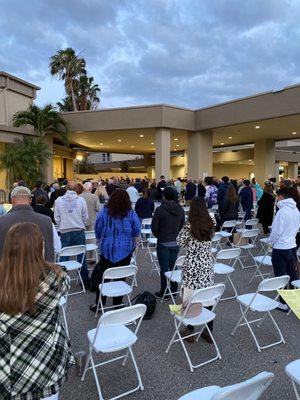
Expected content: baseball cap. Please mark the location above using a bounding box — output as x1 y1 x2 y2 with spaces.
11 186 31 198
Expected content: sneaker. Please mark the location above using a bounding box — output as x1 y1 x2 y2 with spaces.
276 303 289 312
180 328 195 343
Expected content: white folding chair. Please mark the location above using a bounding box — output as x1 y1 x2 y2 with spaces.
219 220 237 247
177 371 274 400
140 218 152 249
166 284 225 372
214 248 241 300
236 218 259 233
85 230 99 267
211 233 223 258
161 255 185 303
58 245 86 295
250 247 273 282
82 304 146 400
285 359 300 400
234 228 260 269
231 275 290 352
258 236 271 256
147 237 160 277
95 265 137 317
130 252 138 287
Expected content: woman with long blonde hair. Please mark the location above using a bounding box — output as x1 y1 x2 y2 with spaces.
0 222 74 400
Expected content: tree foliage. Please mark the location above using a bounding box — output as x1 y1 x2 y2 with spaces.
50 47 101 112
13 103 69 146
0 137 51 188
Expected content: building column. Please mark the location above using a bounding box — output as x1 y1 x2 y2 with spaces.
183 150 188 176
44 134 54 183
0 143 7 191
155 128 170 179
287 162 299 179
274 161 280 184
254 139 275 185
187 130 213 180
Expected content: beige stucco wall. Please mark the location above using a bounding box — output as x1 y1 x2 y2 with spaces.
0 143 7 190
6 90 32 126
213 164 253 180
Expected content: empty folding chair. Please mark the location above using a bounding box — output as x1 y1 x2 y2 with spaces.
58 245 86 295
166 284 225 372
219 220 237 247
258 236 271 256
214 248 241 300
82 304 146 400
95 265 137 317
292 279 300 289
234 228 260 269
177 371 274 400
251 249 273 282
140 218 152 249
285 359 300 399
231 275 290 352
235 211 246 229
161 255 185 303
211 232 223 257
147 237 160 276
236 218 259 233
85 231 99 266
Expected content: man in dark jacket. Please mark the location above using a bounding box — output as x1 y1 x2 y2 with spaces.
31 181 48 208
217 176 230 209
0 186 60 262
34 195 55 224
151 186 185 298
184 179 197 205
156 176 167 201
239 179 253 222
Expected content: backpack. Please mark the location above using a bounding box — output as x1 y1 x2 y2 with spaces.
133 291 156 320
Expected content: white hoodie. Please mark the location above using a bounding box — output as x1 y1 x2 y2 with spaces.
269 198 300 249
54 190 88 233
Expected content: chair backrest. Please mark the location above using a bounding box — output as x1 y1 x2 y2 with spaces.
212 232 223 243
174 255 185 269
142 218 152 228
213 371 274 400
222 220 237 229
189 284 225 305
258 275 290 292
100 304 146 326
85 230 96 240
58 245 86 258
216 248 241 260
244 218 259 227
240 228 260 239
103 265 137 281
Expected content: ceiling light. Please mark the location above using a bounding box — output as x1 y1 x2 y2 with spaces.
174 138 178 141
255 125 260 129
118 139 122 142
130 145 134 148
100 143 103 145
228 136 232 139
221 142 224 145
176 144 179 147
151 142 154 145
292 131 297 135
140 134 144 137
249 159 252 161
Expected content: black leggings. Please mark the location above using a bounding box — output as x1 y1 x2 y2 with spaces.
95 253 133 306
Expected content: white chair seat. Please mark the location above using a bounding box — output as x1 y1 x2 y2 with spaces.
259 238 270 244
141 228 151 235
291 279 300 289
254 256 272 266
151 251 157 258
175 307 215 326
148 238 157 245
237 244 255 250
211 247 218 254
178 386 220 400
237 293 279 312
86 243 97 251
100 281 132 297
219 231 232 237
285 359 300 385
165 269 182 282
58 260 82 271
88 325 137 353
214 263 234 274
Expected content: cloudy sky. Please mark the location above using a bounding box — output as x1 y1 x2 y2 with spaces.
1 0 300 109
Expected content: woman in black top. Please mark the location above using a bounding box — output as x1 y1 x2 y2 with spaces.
219 185 239 225
135 189 155 223
256 184 275 234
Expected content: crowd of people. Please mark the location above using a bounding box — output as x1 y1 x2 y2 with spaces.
0 173 299 399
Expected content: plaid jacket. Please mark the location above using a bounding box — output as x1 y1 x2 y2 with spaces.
0 268 74 400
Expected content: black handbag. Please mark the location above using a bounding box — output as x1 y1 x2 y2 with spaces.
132 291 156 320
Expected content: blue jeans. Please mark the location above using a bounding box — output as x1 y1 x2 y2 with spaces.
272 247 298 303
60 230 89 282
156 243 180 294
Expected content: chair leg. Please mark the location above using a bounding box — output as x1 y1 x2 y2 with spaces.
81 345 93 381
129 347 144 391
292 381 300 400
90 355 104 400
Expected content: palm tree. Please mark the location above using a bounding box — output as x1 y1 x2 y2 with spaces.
75 75 101 110
49 48 86 111
56 97 74 112
0 137 51 188
13 104 69 146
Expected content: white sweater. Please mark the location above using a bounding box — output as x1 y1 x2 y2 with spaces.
269 198 300 250
54 190 88 232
